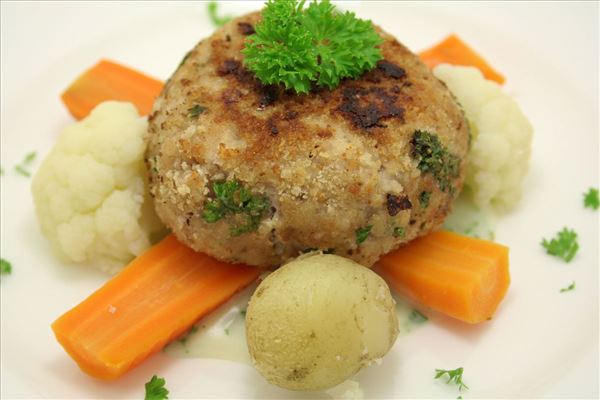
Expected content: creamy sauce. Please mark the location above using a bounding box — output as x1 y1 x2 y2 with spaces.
443 189 496 240
163 282 258 364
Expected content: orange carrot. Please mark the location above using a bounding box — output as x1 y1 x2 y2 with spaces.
61 59 163 120
374 230 509 324
419 34 506 84
52 235 261 380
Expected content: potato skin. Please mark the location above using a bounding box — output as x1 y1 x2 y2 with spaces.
245 254 399 391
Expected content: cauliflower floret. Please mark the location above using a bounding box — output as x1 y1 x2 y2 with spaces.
433 65 533 211
32 101 164 273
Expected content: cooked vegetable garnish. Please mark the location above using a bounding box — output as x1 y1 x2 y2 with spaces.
411 130 460 192
419 34 505 84
61 59 163 120
145 375 169 400
541 228 579 262
0 258 12 275
356 225 373 244
393 227 405 238
434 367 469 391
375 230 510 324
409 309 428 323
243 0 383 94
207 1 233 27
51 235 261 380
583 187 599 210
560 281 576 293
202 180 271 236
14 151 37 177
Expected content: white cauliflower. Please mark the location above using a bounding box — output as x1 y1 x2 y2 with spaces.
434 65 534 211
32 101 165 273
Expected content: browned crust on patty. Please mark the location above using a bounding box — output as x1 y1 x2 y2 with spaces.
146 11 469 268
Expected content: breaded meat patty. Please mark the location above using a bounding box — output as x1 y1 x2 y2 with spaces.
146 11 469 268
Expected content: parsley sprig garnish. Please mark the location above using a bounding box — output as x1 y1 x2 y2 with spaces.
243 0 383 94
583 187 599 210
541 227 579 262
202 180 270 236
144 375 169 400
435 367 469 391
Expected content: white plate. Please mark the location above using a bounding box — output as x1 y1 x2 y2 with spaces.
1 1 598 398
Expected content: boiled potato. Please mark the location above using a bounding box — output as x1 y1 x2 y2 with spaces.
245 253 399 391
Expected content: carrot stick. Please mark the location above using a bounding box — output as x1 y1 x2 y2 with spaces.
51 235 261 380
61 59 163 120
374 230 510 324
419 34 506 84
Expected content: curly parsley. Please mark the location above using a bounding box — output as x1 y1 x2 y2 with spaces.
144 375 169 400
583 187 599 210
435 367 469 391
202 180 270 236
411 130 459 192
243 0 383 94
541 227 579 262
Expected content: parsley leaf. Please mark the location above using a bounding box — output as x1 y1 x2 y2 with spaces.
202 180 270 236
0 258 12 275
144 375 169 400
14 151 37 177
243 0 383 94
560 281 576 293
411 131 459 192
393 226 405 238
207 1 233 27
583 187 599 210
435 367 469 391
409 309 428 323
355 225 372 244
188 104 206 119
541 227 579 262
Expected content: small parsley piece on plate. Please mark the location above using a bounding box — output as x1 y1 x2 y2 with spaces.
409 309 428 323
560 281 576 293
144 375 169 400
541 227 579 262
583 187 599 210
435 367 469 391
207 1 233 27
202 180 270 236
14 151 37 177
419 191 431 208
355 225 373 244
243 0 383 94
0 258 12 275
